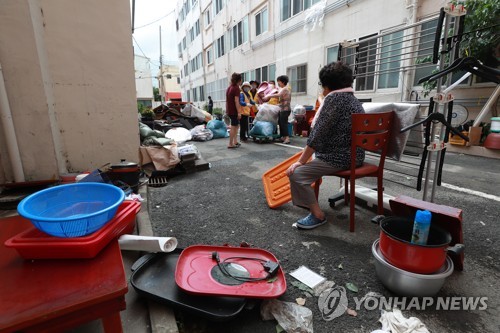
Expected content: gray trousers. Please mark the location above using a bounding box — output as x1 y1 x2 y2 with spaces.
289 158 344 208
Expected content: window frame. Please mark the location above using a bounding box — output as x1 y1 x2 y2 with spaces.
255 7 268 36
377 30 404 90
355 34 378 92
287 63 307 94
204 9 211 28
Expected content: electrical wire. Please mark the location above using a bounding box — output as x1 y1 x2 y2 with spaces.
212 253 278 282
134 9 175 30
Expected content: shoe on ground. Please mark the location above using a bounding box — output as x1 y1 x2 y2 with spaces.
295 213 327 229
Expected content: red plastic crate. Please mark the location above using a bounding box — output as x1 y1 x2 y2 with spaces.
4 201 141 259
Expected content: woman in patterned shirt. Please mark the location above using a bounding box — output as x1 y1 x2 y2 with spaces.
262 75 292 144
286 62 365 229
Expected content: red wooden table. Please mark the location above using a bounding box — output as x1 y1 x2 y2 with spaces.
0 216 128 333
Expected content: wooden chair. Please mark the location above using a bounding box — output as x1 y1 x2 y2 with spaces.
316 111 394 232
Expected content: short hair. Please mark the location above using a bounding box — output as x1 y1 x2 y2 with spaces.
230 72 242 85
319 62 354 91
276 75 289 85
208 96 212 99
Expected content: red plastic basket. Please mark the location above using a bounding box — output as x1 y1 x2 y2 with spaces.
4 201 141 259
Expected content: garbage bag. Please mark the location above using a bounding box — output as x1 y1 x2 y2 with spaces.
255 103 280 124
293 105 306 116
165 127 192 143
182 104 206 123
206 120 229 139
249 121 276 137
261 299 313 333
142 136 174 146
139 122 155 139
190 125 214 141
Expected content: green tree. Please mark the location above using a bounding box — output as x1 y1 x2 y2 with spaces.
460 0 500 66
153 87 161 101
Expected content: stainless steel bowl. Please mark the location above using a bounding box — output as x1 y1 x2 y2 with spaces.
372 239 454 297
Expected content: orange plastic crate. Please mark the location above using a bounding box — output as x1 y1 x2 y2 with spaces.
262 152 318 208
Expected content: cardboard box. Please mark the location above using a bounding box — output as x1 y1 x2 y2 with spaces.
466 126 482 146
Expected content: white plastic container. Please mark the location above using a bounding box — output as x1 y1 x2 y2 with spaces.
490 117 500 133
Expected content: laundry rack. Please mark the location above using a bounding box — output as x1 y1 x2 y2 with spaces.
331 3 498 207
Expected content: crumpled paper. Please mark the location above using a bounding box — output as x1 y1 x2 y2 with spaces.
261 299 313 333
373 308 430 333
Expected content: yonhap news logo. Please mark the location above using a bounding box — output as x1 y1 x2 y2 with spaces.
317 286 348 321
318 289 488 321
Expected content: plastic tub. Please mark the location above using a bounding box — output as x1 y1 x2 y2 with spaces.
5 201 141 259
17 182 125 237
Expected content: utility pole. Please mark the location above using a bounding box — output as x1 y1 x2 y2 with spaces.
159 26 164 103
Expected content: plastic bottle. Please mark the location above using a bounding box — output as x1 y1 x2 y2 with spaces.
410 210 432 245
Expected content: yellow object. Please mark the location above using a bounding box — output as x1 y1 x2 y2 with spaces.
448 131 468 146
240 92 253 116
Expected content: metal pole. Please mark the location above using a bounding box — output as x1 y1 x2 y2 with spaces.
422 12 451 201
430 13 461 202
159 26 164 103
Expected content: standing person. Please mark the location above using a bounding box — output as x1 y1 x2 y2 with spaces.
207 96 213 115
286 62 364 229
263 75 292 144
226 72 242 149
249 80 259 100
239 81 255 142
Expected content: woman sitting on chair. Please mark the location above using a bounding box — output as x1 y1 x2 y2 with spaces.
286 62 365 230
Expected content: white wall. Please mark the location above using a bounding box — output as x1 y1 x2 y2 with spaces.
0 0 138 183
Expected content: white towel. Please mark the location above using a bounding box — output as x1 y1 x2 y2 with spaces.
375 308 430 333
118 234 178 253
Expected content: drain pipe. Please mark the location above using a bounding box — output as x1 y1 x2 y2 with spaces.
0 63 25 182
402 0 419 101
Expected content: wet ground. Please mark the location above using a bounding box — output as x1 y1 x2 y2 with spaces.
148 136 500 333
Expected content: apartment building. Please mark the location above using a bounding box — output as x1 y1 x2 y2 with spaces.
135 55 155 108
159 62 182 101
175 0 497 121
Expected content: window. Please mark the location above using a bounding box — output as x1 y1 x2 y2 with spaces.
206 78 228 102
326 45 339 64
207 45 213 64
288 64 307 93
199 86 205 102
190 27 195 43
378 31 404 89
355 34 377 91
256 8 268 36
241 71 250 83
281 0 314 21
214 0 224 15
253 64 275 83
195 20 200 36
193 87 198 102
216 35 225 58
204 9 211 27
178 43 182 56
269 64 276 82
413 19 438 86
182 37 186 50
281 0 291 21
292 0 303 16
304 0 321 9
230 17 248 49
177 77 180 84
